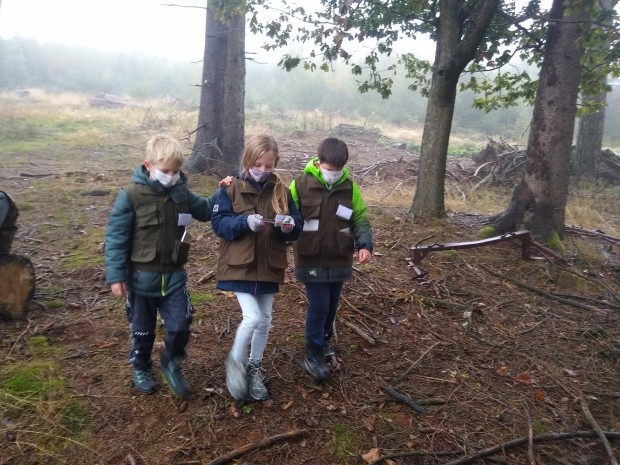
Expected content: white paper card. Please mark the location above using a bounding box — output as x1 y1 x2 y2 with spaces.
336 205 353 220
303 219 319 232
178 213 193 226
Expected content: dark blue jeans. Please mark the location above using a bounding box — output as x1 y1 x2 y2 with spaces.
304 282 343 359
125 287 194 370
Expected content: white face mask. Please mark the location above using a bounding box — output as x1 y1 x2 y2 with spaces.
153 169 180 188
320 168 343 185
248 167 273 182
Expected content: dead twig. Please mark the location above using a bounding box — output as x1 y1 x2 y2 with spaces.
341 318 375 345
479 264 603 312
579 394 619 465
205 429 309 465
392 341 441 383
381 386 427 415
442 431 620 465
524 407 536 465
340 295 389 328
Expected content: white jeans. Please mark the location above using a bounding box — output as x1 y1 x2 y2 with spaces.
230 292 274 365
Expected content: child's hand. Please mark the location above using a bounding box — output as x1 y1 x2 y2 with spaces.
111 282 127 297
218 176 234 187
247 214 264 232
280 215 295 233
358 249 372 264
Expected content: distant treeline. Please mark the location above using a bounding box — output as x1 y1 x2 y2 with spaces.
1 36 619 144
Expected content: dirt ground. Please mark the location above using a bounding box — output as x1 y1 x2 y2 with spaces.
1 123 619 465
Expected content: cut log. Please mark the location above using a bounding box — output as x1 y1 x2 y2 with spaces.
0 254 36 320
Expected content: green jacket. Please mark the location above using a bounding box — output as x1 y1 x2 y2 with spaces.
289 157 373 282
104 165 216 297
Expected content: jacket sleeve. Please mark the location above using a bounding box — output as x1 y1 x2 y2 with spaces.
188 189 218 222
104 189 134 285
351 182 373 252
289 179 301 210
211 187 252 241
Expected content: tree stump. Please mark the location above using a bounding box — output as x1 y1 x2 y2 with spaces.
0 254 35 320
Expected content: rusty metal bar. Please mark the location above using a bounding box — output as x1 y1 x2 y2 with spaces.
408 230 534 279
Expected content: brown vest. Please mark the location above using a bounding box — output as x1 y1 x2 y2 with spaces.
216 177 289 283
293 174 355 268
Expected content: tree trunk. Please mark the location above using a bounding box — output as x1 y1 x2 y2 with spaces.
494 0 588 241
410 75 458 217
574 90 607 180
410 0 500 217
187 3 245 177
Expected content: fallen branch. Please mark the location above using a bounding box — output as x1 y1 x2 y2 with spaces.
342 318 376 345
205 429 309 465
579 394 619 465
381 386 427 415
442 430 620 465
340 295 389 328
566 225 620 244
524 407 535 465
368 431 620 465
479 264 602 312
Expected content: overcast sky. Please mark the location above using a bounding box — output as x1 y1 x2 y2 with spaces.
0 0 209 61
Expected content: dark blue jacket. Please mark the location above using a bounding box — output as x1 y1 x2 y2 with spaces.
212 173 302 294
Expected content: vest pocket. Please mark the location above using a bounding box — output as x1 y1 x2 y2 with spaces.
301 199 321 219
135 204 159 227
336 227 354 258
131 241 157 263
171 240 190 265
296 231 320 256
269 240 288 269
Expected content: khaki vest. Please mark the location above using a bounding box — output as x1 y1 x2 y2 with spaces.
124 183 190 272
293 175 355 268
217 177 289 283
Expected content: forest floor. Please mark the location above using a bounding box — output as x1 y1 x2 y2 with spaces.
0 97 619 465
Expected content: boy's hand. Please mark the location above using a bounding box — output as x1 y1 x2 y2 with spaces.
247 214 264 232
111 282 127 297
358 249 372 264
218 176 234 187
280 215 295 233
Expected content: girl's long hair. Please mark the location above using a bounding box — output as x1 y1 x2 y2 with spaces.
241 134 289 214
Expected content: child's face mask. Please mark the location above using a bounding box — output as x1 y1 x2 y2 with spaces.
248 167 273 182
146 160 181 188
320 168 343 185
153 169 180 187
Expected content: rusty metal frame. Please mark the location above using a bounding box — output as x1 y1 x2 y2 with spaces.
407 230 566 279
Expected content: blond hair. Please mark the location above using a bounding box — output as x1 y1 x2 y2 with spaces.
145 134 184 167
241 134 289 215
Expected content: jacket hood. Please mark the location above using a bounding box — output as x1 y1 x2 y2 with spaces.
303 157 349 188
131 165 190 203
131 164 189 195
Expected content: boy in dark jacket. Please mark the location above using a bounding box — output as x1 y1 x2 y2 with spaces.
105 134 230 398
290 137 373 381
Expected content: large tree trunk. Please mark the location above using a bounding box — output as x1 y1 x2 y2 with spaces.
494 0 588 241
187 3 245 177
410 75 457 217
410 0 500 217
574 90 607 180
